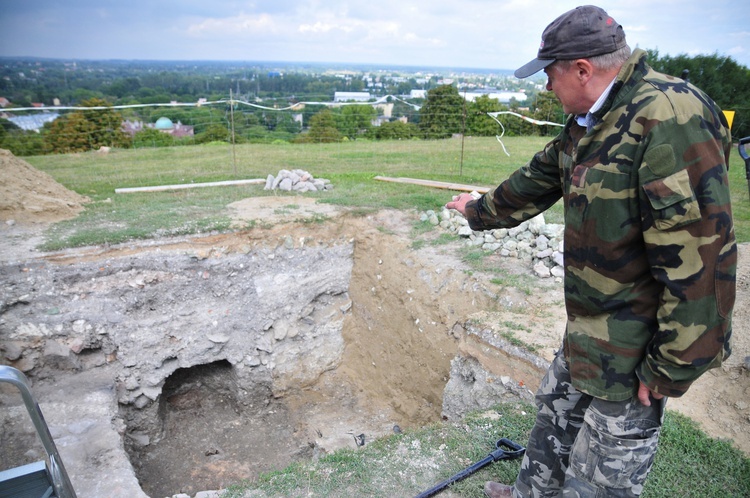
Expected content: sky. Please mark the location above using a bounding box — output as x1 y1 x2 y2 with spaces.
1 0 749 71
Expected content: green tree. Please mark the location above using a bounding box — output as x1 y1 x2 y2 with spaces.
373 120 419 140
195 123 230 144
81 98 129 149
108 77 142 99
466 94 503 136
243 125 271 143
0 119 45 156
304 81 336 100
646 50 750 139
68 88 104 104
531 92 565 136
338 105 377 139
133 128 174 148
298 109 341 143
43 98 128 153
392 99 421 125
44 112 94 153
419 85 464 139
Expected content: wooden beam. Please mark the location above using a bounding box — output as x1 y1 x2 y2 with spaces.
374 176 490 194
115 178 266 194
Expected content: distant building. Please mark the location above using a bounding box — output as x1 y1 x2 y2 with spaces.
121 120 144 135
371 115 409 127
409 90 427 99
462 90 527 104
334 92 371 102
121 117 194 138
6 113 60 131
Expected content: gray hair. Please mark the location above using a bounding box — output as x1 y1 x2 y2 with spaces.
552 45 631 73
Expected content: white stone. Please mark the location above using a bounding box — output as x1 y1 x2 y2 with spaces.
536 248 553 259
458 226 473 237
528 214 546 234
551 266 566 278
533 262 551 278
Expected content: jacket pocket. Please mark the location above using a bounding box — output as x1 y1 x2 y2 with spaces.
642 169 700 230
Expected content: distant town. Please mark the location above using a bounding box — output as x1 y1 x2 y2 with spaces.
3 52 746 156
0 57 546 117
0 57 553 155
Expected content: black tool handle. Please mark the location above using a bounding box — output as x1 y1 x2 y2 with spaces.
414 438 526 498
739 137 750 161
740 137 750 200
489 438 526 461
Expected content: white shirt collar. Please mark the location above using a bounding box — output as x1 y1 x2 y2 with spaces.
576 76 617 130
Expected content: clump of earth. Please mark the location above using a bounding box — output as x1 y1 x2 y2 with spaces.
0 149 748 498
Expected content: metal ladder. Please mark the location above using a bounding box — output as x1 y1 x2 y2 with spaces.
0 365 77 498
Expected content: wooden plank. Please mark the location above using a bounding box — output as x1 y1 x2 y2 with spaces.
373 176 490 194
115 178 266 194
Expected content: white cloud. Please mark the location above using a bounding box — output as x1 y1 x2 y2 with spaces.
623 24 648 33
0 0 747 68
186 13 279 37
298 21 355 35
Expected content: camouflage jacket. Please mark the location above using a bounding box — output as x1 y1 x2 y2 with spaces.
464 49 736 401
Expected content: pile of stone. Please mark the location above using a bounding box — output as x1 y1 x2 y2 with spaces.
264 169 333 192
422 197 565 279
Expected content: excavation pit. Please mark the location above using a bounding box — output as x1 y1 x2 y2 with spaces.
122 360 305 497
2 209 555 497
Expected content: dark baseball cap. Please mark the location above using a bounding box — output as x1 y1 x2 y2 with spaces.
514 5 626 79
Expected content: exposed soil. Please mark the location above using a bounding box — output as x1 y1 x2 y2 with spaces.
0 148 89 225
0 150 748 498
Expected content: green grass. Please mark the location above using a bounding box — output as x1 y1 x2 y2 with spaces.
221 402 536 498
22 136 749 249
644 412 750 497
218 403 749 498
21 137 548 250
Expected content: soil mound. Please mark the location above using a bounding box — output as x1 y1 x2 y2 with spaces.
0 148 88 224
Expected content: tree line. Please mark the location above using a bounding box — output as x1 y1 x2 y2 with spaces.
1 52 748 156
1 57 530 107
0 90 534 155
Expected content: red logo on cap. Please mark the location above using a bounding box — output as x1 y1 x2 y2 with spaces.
606 18 613 25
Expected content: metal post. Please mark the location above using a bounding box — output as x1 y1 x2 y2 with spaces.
229 88 237 177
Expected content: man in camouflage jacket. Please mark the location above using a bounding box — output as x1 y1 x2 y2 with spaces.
447 5 736 498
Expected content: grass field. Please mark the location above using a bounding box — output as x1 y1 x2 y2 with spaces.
23 136 749 250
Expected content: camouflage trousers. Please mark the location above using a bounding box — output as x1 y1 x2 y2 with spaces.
512 349 665 498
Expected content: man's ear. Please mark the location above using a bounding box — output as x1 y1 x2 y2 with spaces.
575 59 594 85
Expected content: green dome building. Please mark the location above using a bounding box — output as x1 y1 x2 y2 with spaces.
154 117 174 130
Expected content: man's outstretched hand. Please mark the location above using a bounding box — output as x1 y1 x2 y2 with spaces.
445 193 474 216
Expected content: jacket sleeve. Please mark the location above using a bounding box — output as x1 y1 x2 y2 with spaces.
464 138 564 231
635 102 736 398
